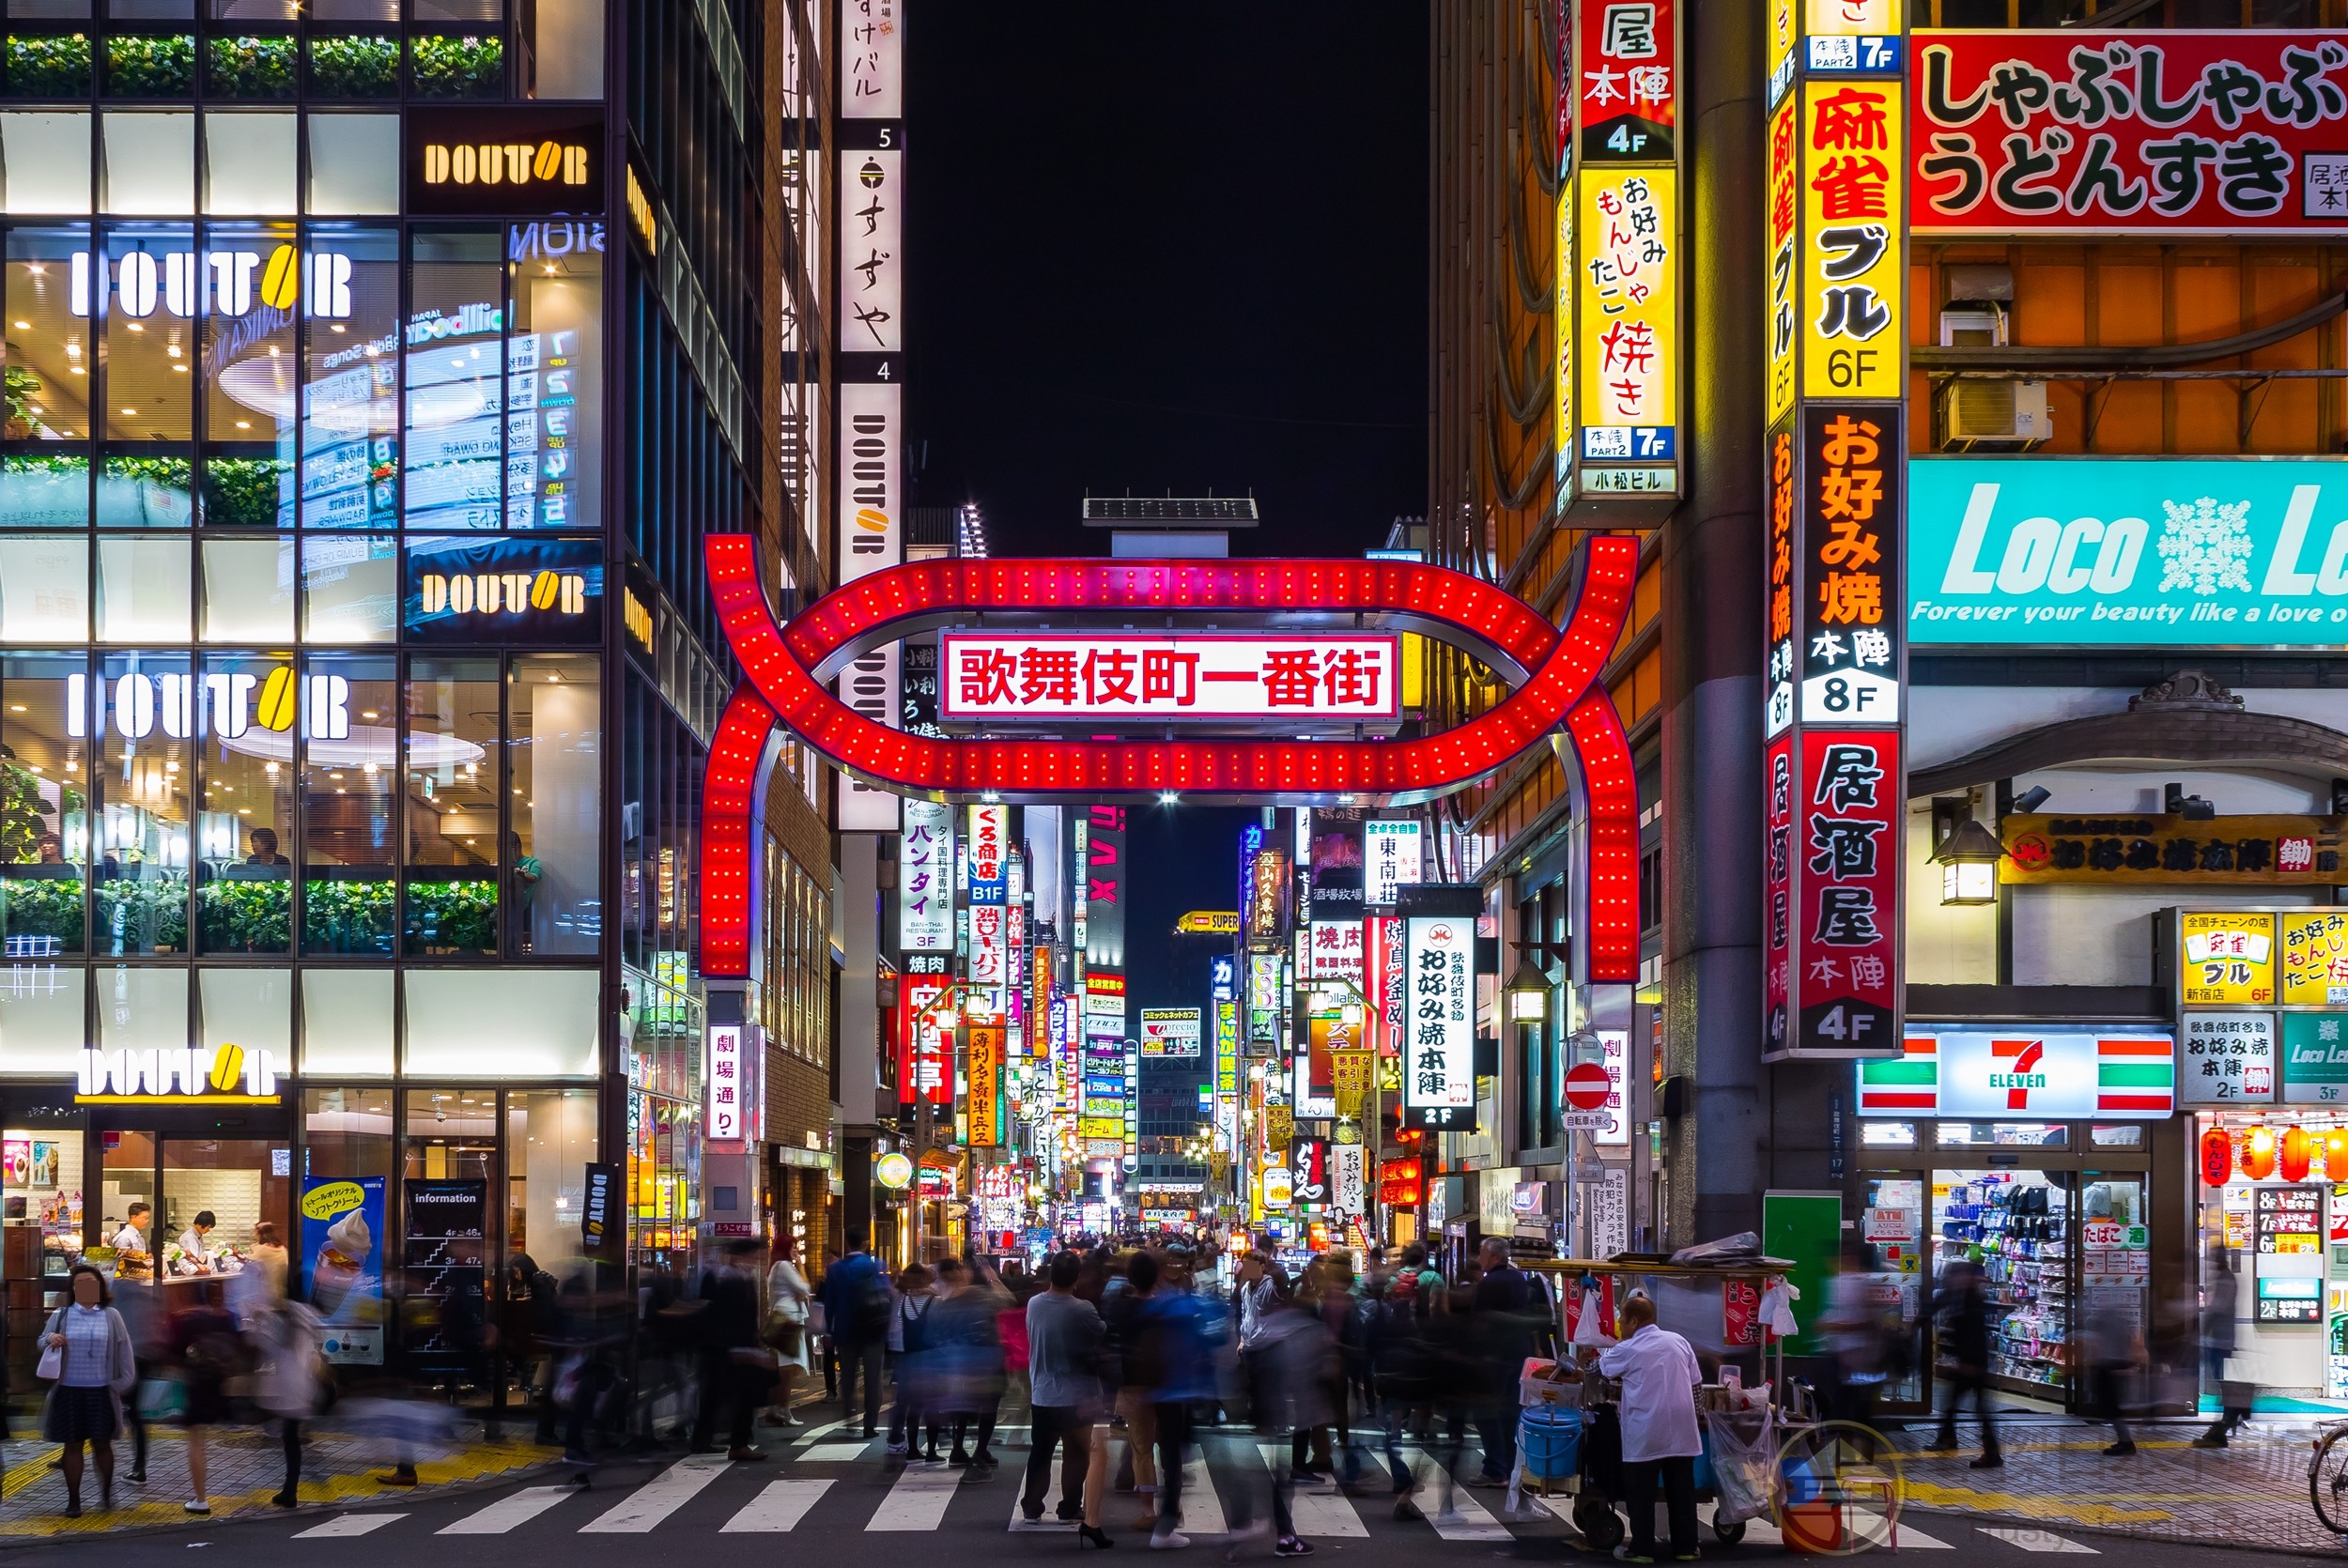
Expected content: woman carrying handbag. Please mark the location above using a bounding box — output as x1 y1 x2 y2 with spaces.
38 1263 137 1517
763 1237 813 1427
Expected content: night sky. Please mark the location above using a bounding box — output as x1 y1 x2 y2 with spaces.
906 9 1429 1014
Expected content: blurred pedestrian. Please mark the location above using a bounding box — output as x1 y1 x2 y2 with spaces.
1229 1285 1328 1558
39 1263 136 1517
888 1262 939 1459
823 1228 888 1437
1468 1237 1536 1487
1932 1246 2000 1468
110 1267 165 1484
505 1252 561 1444
1023 1250 1103 1529
763 1236 812 1427
1134 1248 1219 1550
1367 1271 1437 1520
2082 1285 2141 1456
1593 1291 1702 1564
688 1238 771 1462
251 1296 329 1508
2193 1242 2245 1448
816 1243 842 1400
171 1293 243 1515
226 1222 288 1328
932 1255 1009 1471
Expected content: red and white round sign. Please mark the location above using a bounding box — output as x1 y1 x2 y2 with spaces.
1565 1062 1612 1113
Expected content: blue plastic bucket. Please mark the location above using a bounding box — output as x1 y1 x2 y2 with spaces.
1520 1407 1583 1481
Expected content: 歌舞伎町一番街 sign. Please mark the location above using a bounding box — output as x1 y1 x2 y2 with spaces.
1909 458 2348 645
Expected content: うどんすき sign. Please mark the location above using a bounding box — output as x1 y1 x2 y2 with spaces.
1857 1030 2175 1119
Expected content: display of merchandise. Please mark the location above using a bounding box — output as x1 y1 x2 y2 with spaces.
1934 1174 2069 1394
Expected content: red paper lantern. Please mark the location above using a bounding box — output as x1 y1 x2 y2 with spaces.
2325 1130 2348 1179
2243 1126 2278 1181
2201 1126 2234 1186
2282 1125 2314 1183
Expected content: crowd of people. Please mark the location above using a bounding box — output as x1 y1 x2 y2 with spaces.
31 1222 330 1519
644 1229 1580 1555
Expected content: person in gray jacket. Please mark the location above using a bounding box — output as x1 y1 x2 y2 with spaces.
2193 1242 2245 1448
1022 1251 1104 1532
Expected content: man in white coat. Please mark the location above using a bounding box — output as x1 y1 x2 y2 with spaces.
1594 1291 1703 1562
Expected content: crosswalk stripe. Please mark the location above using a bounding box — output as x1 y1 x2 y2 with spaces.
1983 1527 2099 1553
439 1485 573 1535
1255 1445 1367 1538
801 1440 879 1461
1179 1453 1229 1537
868 1465 963 1530
723 1478 834 1532
579 1454 730 1533
292 1513 408 1539
1381 1446 1512 1540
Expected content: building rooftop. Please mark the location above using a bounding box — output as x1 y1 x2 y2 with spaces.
1081 494 1259 529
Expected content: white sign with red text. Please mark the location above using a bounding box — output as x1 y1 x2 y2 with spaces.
940 633 1401 722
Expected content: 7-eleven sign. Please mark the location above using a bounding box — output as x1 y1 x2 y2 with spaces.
1990 1038 2048 1111
1861 1030 2175 1122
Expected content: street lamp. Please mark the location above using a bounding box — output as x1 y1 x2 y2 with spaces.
1505 955 1552 1023
1933 817 2005 906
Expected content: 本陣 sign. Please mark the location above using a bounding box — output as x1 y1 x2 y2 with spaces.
1766 729 1903 1058
1577 0 1676 165
2182 1010 2276 1104
1797 405 1903 726
2002 814 2347 885
1911 459 2348 645
1911 32 2348 236
1402 915 1475 1115
939 633 1399 723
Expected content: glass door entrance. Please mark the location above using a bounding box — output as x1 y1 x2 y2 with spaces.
98 1130 290 1274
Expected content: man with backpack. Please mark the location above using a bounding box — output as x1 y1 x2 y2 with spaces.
822 1228 889 1437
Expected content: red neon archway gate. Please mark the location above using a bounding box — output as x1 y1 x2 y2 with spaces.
700 534 1641 981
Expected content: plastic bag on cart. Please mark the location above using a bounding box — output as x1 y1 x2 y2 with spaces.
1705 1405 1776 1525
1759 1279 1801 1337
1569 1280 1615 1350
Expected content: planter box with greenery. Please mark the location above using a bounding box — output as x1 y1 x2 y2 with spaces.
201 456 288 529
207 36 294 100
307 34 396 97
7 34 89 98
97 875 187 955
410 34 501 99
105 34 193 98
303 877 393 955
197 879 289 954
404 877 496 955
0 454 86 528
1 876 82 953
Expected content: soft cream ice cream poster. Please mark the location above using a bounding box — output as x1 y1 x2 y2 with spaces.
301 1176 385 1364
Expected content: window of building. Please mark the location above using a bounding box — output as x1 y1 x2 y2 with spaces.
100 223 196 452
305 117 398 218
508 653 595 956
298 650 391 954
96 534 191 639
300 225 397 530
403 653 496 955
506 1086 595 1268
201 220 295 526
194 648 291 951
299 533 394 640
199 537 295 641
507 223 600 530
403 966 596 1077
301 969 391 1075
0 534 87 639
0 653 87 955
0 115 91 217
202 111 295 216
96 961 186 1052
5 225 94 464
403 227 499 531
95 652 191 955
100 113 193 216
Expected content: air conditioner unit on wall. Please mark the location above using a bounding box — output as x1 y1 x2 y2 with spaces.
1939 377 2051 449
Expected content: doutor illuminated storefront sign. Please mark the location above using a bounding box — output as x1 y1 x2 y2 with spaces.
79 1043 281 1104
406 109 604 215
404 538 600 644
1910 459 2348 646
1910 33 2348 236
940 633 1400 724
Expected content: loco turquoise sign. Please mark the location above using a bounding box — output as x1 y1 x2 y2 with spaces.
1909 458 2348 646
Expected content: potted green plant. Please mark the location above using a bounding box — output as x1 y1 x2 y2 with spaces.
197 878 290 953
307 34 397 97
5 34 89 98
303 877 394 955
409 34 502 99
200 456 288 529
104 34 194 98
404 877 497 954
206 36 294 100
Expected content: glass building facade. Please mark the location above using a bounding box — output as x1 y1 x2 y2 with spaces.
0 0 765 1397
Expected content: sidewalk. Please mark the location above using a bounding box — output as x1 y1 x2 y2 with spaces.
1888 1416 2339 1554
0 1417 562 1539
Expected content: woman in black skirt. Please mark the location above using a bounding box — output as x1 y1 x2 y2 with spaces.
40 1263 136 1517
173 1298 244 1515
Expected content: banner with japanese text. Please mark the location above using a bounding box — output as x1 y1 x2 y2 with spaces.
1801 78 1905 401
1911 32 2348 236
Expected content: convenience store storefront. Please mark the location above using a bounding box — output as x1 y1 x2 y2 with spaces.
1855 1025 2177 1415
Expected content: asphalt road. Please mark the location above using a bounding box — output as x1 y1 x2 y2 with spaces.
0 1416 2325 1565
